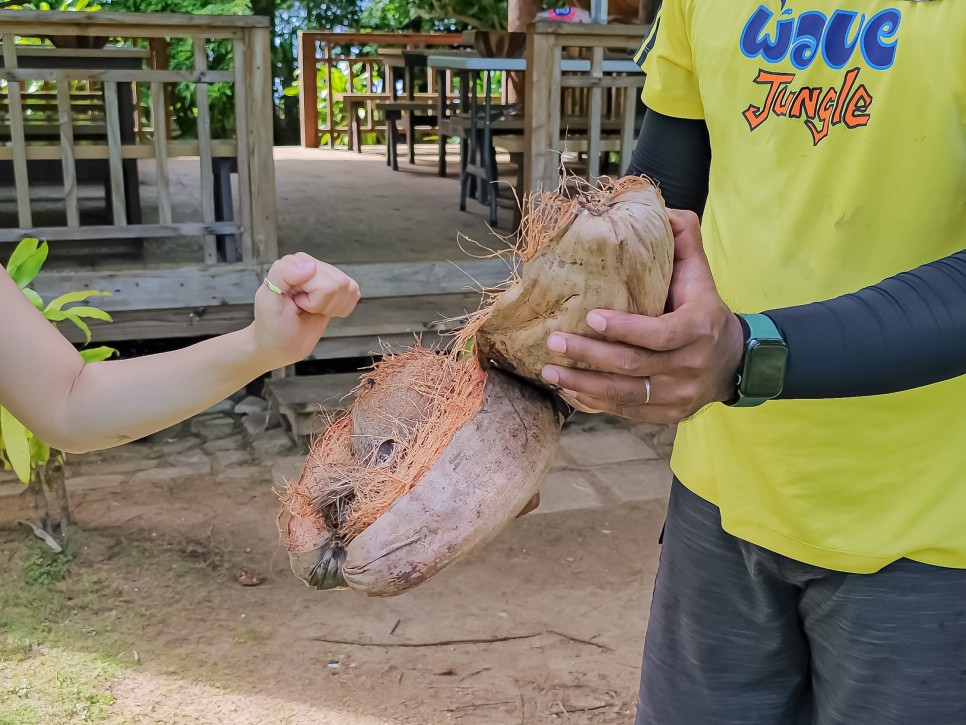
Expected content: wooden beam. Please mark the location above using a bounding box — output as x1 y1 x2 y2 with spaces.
1 69 235 84
0 222 242 244
0 141 238 162
28 260 507 314
244 25 279 263
297 31 320 148
0 10 269 37
233 35 255 262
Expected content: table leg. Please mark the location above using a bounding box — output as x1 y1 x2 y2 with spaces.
407 66 416 165
436 69 448 177
213 157 238 263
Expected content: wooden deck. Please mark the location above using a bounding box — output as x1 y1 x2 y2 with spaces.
6 144 515 360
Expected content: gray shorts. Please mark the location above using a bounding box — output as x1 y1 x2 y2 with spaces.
637 479 966 725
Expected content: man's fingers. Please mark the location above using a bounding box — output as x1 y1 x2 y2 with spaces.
563 391 685 424
666 208 704 262
516 493 540 518
583 310 696 352
541 365 676 407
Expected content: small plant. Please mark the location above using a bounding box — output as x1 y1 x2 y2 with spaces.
0 238 117 539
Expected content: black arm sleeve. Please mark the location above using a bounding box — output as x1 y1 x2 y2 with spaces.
766 250 966 399
624 108 711 215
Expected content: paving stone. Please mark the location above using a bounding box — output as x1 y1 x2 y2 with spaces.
66 474 125 492
132 466 203 485
145 422 188 444
271 457 304 486
242 411 271 437
214 449 251 469
175 450 213 475
216 466 270 484
190 414 237 441
203 399 237 416
528 471 604 515
155 436 202 456
76 459 160 477
560 430 659 468
235 396 268 416
203 435 246 454
251 430 295 458
588 460 672 504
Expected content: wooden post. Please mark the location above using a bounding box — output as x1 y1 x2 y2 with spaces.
297 31 319 148
245 25 279 263
524 27 562 194
2 34 32 229
506 0 538 107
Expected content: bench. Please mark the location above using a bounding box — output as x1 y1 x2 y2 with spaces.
377 99 439 171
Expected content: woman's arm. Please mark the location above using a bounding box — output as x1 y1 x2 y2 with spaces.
765 249 966 399
0 253 359 453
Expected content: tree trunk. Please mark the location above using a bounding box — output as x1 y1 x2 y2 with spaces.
45 455 72 537
27 472 50 533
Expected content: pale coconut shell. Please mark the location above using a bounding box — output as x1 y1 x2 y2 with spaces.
474 179 673 411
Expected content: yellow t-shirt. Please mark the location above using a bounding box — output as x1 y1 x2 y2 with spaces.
637 0 966 573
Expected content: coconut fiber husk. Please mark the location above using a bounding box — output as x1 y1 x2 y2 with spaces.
281 175 673 597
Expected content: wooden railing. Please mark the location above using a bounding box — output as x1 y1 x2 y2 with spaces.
297 31 464 149
0 10 276 267
524 22 649 193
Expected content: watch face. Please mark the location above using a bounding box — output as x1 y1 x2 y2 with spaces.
742 340 788 399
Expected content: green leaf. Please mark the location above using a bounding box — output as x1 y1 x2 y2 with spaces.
282 85 300 96
66 316 93 345
62 306 112 322
22 288 45 311
0 407 32 484
29 436 50 467
10 242 48 289
79 346 117 363
5 237 39 277
46 289 111 312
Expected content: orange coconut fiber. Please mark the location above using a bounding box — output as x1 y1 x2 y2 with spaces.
283 347 487 555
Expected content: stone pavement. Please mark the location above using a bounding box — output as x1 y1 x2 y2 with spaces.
0 395 674 516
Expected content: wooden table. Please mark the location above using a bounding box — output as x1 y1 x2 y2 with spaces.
427 52 643 225
0 44 147 225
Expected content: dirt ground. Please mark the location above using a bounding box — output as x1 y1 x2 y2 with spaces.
0 438 665 724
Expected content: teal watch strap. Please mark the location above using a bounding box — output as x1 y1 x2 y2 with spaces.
731 313 787 408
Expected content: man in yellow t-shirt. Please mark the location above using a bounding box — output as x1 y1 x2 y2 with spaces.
538 1 966 722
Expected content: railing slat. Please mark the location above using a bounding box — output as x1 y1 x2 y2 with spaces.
150 80 172 225
55 77 80 228
2 34 33 229
233 35 255 263
103 81 127 226
194 37 217 264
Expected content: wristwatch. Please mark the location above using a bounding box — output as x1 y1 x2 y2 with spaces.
728 313 788 407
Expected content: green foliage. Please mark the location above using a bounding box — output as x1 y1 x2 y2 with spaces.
0 239 117 485
105 0 249 139
23 541 76 587
1 0 101 10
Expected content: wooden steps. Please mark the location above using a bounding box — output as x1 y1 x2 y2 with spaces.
264 372 360 439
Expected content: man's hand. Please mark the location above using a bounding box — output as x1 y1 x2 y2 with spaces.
540 209 743 424
252 252 361 369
